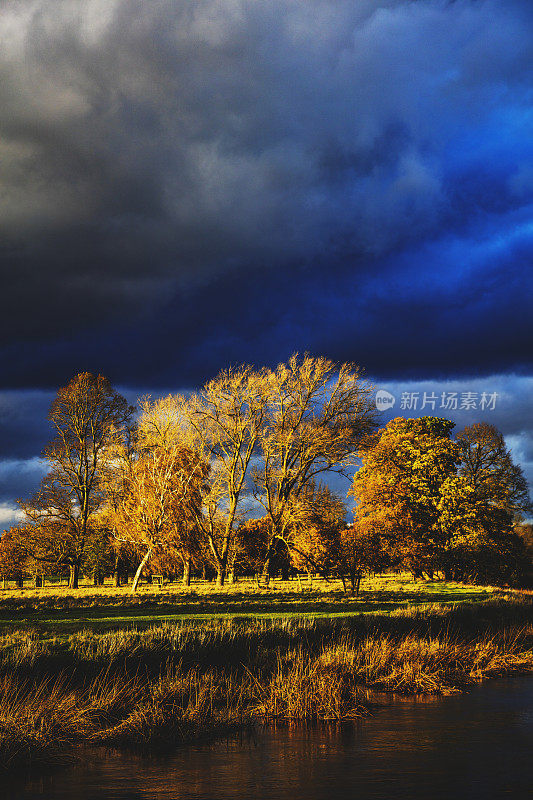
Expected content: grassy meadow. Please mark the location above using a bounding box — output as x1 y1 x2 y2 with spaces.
0 572 511 633
1 574 533 772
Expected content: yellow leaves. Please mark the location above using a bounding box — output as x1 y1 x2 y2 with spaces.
351 416 463 565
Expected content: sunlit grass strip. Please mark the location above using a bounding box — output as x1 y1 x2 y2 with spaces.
0 573 501 609
0 574 508 635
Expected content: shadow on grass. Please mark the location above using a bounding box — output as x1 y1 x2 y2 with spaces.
0 586 499 633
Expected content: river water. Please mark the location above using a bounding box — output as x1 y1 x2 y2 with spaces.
7 677 533 800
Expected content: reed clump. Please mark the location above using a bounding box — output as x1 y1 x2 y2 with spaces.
0 668 245 770
0 674 94 769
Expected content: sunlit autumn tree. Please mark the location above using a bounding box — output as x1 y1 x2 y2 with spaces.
352 417 531 585
147 538 203 585
351 417 460 579
99 421 138 587
332 524 389 594
253 354 377 580
456 423 531 520
107 396 208 592
109 446 208 592
439 423 532 583
19 373 134 588
235 517 272 577
183 366 272 586
81 519 116 585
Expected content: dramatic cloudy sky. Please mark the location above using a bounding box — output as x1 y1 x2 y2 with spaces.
0 0 532 528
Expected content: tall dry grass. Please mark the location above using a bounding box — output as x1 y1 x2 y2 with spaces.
0 667 246 769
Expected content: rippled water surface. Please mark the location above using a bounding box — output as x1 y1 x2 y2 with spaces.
7 677 533 800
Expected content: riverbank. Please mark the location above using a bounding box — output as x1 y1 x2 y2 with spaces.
1 598 533 772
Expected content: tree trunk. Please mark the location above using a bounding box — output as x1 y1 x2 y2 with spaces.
131 549 152 594
35 574 43 588
68 563 79 589
182 557 191 587
113 556 121 587
261 549 271 583
16 573 24 589
227 549 236 584
215 539 230 588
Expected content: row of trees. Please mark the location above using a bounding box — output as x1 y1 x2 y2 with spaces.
1 357 378 589
1 360 531 591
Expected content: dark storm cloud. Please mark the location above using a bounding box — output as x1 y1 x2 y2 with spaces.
0 390 53 530
0 0 531 387
0 390 54 459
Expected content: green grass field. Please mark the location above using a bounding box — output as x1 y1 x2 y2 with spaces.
0 573 513 634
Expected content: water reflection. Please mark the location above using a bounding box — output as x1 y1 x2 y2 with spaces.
7 677 533 800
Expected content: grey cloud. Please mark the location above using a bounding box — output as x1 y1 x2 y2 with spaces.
0 458 47 504
0 503 23 530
